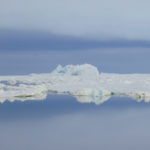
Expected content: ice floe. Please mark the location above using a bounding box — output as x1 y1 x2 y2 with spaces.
0 64 150 104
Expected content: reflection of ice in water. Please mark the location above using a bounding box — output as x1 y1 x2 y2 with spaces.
75 95 111 105
0 64 150 104
75 92 150 105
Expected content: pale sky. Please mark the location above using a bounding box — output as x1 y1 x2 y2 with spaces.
0 0 150 40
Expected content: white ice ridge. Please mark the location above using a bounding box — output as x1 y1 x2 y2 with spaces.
0 64 150 104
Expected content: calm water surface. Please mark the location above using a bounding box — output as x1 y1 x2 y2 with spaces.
0 48 150 150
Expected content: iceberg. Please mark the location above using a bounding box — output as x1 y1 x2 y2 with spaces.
0 64 150 104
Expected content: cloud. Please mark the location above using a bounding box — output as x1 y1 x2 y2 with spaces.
0 0 150 40
0 29 150 50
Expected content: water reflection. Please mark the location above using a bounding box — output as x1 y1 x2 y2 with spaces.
75 93 150 105
1 96 150 150
0 94 150 122
0 92 150 106
75 95 111 105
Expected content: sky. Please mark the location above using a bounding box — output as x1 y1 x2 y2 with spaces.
0 0 150 49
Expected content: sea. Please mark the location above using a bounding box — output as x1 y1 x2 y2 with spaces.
0 48 150 150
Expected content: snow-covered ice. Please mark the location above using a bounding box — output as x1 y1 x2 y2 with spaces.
0 64 150 104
